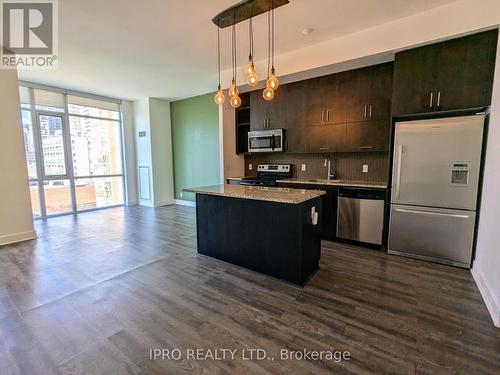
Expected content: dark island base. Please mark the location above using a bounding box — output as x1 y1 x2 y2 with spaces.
195 194 323 286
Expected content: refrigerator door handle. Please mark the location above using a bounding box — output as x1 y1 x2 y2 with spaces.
395 145 403 199
394 208 470 219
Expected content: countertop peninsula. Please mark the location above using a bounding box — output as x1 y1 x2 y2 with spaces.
278 178 388 189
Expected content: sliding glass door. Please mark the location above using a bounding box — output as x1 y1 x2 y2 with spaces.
19 85 125 218
37 112 73 215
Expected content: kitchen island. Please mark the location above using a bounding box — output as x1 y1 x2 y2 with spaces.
184 184 325 285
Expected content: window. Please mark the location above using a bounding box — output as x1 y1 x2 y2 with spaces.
19 84 125 218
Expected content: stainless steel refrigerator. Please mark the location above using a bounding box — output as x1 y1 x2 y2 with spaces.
388 114 485 268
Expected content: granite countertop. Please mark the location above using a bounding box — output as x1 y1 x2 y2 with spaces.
184 184 326 204
278 178 387 189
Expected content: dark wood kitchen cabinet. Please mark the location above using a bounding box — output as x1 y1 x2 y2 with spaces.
277 182 339 240
246 62 393 154
284 80 308 153
346 120 390 152
347 63 393 123
304 71 349 126
392 29 498 115
304 123 347 153
250 85 288 131
249 90 266 130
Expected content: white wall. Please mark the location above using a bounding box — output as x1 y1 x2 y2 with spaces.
473 36 500 328
222 92 245 180
133 98 175 207
133 98 154 206
121 100 138 205
0 70 36 246
149 98 175 206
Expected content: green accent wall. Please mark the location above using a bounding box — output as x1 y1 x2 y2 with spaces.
171 92 220 202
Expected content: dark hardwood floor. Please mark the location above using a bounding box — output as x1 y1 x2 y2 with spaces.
0 205 499 374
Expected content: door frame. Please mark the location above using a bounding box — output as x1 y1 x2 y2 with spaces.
33 110 77 216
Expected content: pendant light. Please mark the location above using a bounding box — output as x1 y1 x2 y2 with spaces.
214 23 225 105
229 19 241 108
266 0 279 91
245 7 259 87
262 9 274 101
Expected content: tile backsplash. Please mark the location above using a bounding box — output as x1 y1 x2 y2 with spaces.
244 152 390 182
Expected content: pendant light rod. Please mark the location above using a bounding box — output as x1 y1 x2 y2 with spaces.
212 0 289 29
248 9 254 60
217 22 221 88
232 17 237 81
266 10 270 79
271 0 275 72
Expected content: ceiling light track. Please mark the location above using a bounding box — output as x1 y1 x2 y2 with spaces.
212 0 289 29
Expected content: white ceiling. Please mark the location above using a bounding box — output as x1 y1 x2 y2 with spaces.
18 0 458 101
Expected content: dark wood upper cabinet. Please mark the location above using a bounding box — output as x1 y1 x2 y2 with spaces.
250 84 288 131
284 80 307 153
392 29 498 115
435 31 497 111
346 120 390 152
369 63 394 120
304 123 347 153
347 63 393 123
303 72 349 127
249 90 267 130
248 62 393 153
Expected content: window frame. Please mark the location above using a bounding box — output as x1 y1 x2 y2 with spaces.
19 81 126 218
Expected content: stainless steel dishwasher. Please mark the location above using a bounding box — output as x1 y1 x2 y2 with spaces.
337 188 385 245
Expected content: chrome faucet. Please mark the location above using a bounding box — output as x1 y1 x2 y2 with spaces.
326 156 335 180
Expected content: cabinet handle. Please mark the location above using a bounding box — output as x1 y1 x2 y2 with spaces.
364 104 367 118
359 146 373 149
319 147 329 151
429 92 434 108
369 105 373 118
326 110 330 122
437 91 441 107
267 118 270 128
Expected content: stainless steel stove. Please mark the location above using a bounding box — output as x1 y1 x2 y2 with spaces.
239 164 292 187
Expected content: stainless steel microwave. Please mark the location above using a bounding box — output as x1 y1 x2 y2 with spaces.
248 129 285 153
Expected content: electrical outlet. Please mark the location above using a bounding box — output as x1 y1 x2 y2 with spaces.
363 164 369 173
180 192 183 198
248 163 253 171
301 164 306 172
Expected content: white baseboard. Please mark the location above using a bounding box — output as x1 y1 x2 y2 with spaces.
471 266 500 328
155 199 176 207
175 199 196 207
0 230 37 246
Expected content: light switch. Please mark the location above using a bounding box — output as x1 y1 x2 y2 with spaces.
248 163 253 171
363 164 369 173
301 164 306 171
180 192 183 198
